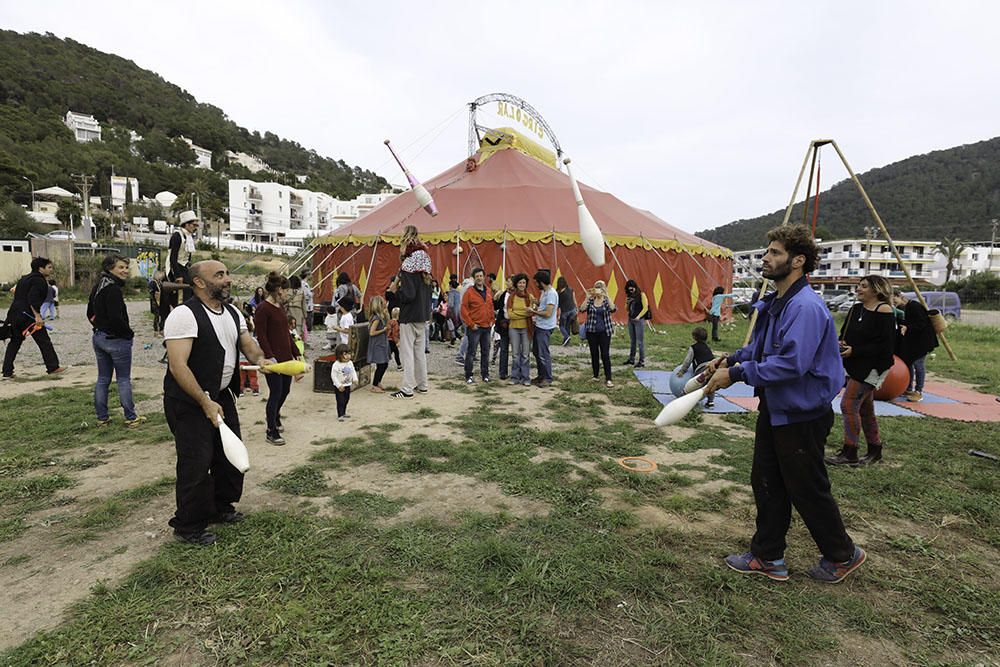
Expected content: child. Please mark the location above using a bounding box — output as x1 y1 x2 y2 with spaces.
323 305 338 350
239 360 260 396
336 298 355 345
399 224 432 275
387 307 402 370
288 317 305 357
330 343 358 421
677 326 717 408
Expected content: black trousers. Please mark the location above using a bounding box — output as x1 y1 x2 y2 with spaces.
587 330 612 381
164 390 243 536
2 317 60 376
750 394 854 562
336 387 351 417
265 373 292 437
373 362 388 387
710 314 720 341
389 341 401 366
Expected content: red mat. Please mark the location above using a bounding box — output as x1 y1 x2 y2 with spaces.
922 381 1000 405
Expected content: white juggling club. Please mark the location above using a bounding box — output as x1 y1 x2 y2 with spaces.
385 139 438 217
218 416 250 473
654 388 705 427
563 157 605 267
683 374 706 395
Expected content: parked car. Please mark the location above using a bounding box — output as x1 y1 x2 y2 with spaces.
904 291 961 321
826 293 854 311
45 230 76 241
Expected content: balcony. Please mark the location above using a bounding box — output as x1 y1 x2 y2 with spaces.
248 188 262 201
246 220 262 231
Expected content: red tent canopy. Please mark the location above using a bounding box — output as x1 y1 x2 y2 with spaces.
311 146 732 323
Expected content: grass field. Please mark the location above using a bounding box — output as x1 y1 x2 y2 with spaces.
1 321 998 666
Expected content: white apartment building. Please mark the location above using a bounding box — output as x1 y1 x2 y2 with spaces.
64 111 101 142
733 238 945 288
931 242 1000 281
225 151 272 174
227 180 396 245
180 137 213 169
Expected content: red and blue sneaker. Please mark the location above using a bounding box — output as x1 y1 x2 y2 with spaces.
724 552 789 581
807 546 866 584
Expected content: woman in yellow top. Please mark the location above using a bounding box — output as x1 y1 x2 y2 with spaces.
506 273 536 386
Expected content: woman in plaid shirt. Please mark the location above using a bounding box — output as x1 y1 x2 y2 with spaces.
583 280 617 387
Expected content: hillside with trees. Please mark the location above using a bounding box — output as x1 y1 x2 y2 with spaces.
0 30 388 224
697 138 1000 250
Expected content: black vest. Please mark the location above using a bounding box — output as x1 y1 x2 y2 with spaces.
163 298 243 405
692 341 714 366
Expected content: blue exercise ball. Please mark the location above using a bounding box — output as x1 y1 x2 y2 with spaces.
670 364 695 397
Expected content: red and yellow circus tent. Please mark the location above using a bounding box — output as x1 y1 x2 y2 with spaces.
311 144 732 323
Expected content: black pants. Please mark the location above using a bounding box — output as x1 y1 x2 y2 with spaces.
587 330 612 381
495 327 509 377
336 387 351 417
750 394 854 562
373 362 388 387
464 327 490 380
2 317 60 376
265 372 292 437
389 341 401 366
164 390 243 536
710 314 720 341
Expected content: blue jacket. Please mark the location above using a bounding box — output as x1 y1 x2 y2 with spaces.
728 277 842 426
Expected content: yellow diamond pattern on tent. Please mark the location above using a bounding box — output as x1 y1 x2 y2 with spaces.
653 273 663 307
495 265 504 289
442 267 452 290
607 271 619 302
553 268 562 289
690 277 699 311
358 265 368 297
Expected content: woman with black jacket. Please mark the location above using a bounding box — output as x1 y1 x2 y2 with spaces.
892 288 938 402
827 275 896 466
88 253 145 427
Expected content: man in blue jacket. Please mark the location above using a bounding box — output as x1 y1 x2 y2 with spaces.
705 225 865 584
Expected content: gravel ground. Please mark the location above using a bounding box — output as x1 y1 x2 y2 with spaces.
5 300 596 381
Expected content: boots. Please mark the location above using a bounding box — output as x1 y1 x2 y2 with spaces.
856 444 883 466
825 446 859 466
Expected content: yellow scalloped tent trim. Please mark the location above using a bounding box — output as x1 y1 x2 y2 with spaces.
312 230 731 259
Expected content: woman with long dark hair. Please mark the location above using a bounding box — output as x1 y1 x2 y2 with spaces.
556 276 577 346
624 279 649 368
253 273 299 446
827 275 896 466
506 273 535 385
583 280 616 387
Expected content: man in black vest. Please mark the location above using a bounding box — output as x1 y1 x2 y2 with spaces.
163 259 272 545
3 256 66 379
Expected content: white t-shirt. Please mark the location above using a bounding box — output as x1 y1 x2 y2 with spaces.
338 311 354 345
164 302 248 390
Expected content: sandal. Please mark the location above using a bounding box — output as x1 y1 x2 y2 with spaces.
370 385 384 393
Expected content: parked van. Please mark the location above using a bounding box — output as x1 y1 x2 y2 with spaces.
903 291 961 321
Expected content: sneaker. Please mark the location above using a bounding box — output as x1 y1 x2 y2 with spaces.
807 546 866 584
705 400 715 408
96 417 112 427
906 391 923 403
521 380 531 386
591 376 600 382
252 390 260 396
210 511 245 524
482 377 490 383
634 362 645 369
174 531 218 546
562 338 571 347
2 374 14 380
509 379 519 385
623 359 634 366
123 415 147 428
338 416 346 422
606 380 614 388
48 367 68 375
724 552 789 581
466 377 475 384
396 364 403 371
390 390 413 399
266 433 286 446
416 387 428 393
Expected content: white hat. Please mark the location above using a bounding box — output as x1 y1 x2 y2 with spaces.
178 210 199 226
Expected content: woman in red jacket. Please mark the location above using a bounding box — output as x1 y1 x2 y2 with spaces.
253 273 299 446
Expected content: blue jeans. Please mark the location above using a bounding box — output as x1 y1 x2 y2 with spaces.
559 309 577 342
464 327 491 380
93 331 136 420
41 301 57 320
510 328 530 382
533 327 554 381
908 356 926 393
628 319 645 363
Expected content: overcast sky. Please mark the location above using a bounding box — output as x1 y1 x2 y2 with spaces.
3 0 999 234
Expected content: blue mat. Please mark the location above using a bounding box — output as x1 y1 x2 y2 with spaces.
639 369 935 418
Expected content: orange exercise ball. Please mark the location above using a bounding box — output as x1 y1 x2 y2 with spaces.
873 355 909 401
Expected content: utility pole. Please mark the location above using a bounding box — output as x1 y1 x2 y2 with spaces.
72 173 94 242
990 218 998 275
22 176 35 212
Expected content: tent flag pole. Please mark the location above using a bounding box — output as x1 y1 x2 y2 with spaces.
742 139 818 347
606 240 629 282
455 227 460 279
502 227 507 282
828 139 957 361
